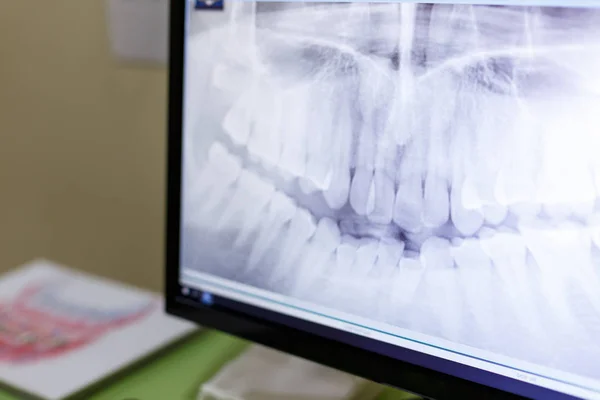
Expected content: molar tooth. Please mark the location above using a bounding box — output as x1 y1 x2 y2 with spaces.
270 208 317 285
376 240 405 269
291 218 341 298
219 169 275 236
193 143 243 218
247 192 297 271
386 256 424 321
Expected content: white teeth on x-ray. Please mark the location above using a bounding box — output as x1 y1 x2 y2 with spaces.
521 223 600 315
480 231 548 342
218 169 273 231
194 142 243 217
291 218 341 297
349 168 376 217
386 256 424 321
520 223 593 336
278 85 309 179
420 237 454 270
452 238 495 336
322 91 353 210
247 83 282 168
423 175 450 229
393 143 425 233
368 170 395 225
352 240 380 275
336 236 360 270
376 240 405 270
271 208 317 283
450 177 484 237
247 191 297 270
229 170 276 247
302 85 335 194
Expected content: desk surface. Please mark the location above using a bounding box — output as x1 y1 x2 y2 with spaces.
0 330 420 400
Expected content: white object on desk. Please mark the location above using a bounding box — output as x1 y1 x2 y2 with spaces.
198 344 382 400
0 259 197 400
106 0 169 65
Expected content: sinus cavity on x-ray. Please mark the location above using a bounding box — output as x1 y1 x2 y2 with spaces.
181 2 600 379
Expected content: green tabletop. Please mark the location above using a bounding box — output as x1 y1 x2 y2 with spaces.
0 330 421 400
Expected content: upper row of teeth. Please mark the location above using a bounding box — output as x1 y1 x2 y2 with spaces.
210 57 600 237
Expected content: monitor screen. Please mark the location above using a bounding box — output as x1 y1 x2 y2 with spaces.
173 1 600 398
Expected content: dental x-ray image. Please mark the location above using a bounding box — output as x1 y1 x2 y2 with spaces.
181 2 600 379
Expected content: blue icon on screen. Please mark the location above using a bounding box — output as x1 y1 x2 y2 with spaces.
201 292 214 306
194 0 224 11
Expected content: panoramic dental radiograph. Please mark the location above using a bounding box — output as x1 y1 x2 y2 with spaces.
181 2 600 378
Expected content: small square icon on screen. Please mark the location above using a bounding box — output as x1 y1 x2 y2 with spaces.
194 0 224 11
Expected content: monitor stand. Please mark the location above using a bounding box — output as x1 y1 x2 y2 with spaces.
198 344 392 400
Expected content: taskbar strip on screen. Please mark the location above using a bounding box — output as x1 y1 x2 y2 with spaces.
181 270 600 400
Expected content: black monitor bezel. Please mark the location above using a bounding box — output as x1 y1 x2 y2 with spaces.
165 2 579 399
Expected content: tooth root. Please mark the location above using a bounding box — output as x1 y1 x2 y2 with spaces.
247 84 282 168
247 192 296 270
450 179 484 236
423 174 450 229
349 168 376 217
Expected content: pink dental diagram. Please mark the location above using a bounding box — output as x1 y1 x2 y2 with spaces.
181 2 600 379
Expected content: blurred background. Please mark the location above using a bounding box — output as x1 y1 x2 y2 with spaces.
0 1 167 291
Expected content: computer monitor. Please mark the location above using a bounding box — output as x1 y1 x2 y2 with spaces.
165 1 600 398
